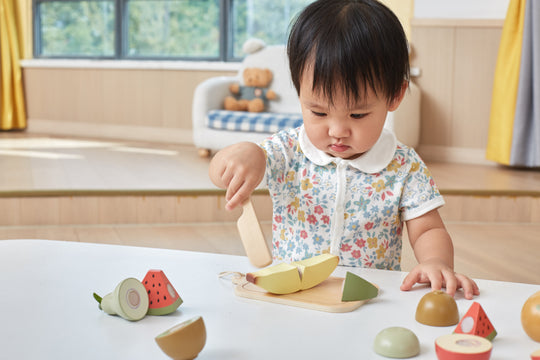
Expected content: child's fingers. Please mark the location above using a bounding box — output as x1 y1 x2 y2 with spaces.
401 267 479 300
225 174 244 202
219 165 235 190
400 268 448 293
400 269 427 291
456 273 480 300
226 180 255 211
225 184 246 210
441 270 457 297
224 171 253 202
428 271 444 292
226 192 247 210
399 272 417 291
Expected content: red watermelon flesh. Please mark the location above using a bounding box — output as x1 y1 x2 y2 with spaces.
142 270 183 316
454 302 497 341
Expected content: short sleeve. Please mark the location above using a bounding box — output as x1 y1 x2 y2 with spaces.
400 149 445 221
259 127 301 196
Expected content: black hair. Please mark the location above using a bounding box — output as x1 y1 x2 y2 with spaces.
287 0 410 105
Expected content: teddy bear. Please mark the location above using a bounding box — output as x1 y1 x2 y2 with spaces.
223 67 277 112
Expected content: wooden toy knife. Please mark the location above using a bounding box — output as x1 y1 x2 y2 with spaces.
237 198 272 268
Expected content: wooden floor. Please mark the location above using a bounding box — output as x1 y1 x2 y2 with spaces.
1 132 539 286
0 133 214 191
1 132 539 194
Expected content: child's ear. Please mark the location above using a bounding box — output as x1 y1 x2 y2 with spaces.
388 81 409 111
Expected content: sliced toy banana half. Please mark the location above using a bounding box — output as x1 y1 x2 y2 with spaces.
246 253 339 294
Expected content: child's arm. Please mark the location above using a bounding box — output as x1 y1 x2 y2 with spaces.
209 142 267 211
400 209 480 300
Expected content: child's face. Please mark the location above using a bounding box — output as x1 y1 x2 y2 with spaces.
299 68 404 160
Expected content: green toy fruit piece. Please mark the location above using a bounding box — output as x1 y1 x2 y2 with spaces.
99 277 149 321
341 271 378 302
373 327 420 358
142 270 183 316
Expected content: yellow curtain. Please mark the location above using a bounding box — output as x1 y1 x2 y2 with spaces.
485 0 527 165
0 0 29 130
379 0 414 40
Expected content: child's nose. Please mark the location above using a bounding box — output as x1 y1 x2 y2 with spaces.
328 119 351 139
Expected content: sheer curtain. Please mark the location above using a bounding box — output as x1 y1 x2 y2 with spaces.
0 0 29 130
508 0 540 166
487 0 540 167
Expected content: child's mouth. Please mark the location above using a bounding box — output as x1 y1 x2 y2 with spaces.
330 143 350 153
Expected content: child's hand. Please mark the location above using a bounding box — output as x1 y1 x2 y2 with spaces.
208 142 266 210
400 258 480 300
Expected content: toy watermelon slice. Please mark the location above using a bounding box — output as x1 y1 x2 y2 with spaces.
454 301 497 341
142 270 183 316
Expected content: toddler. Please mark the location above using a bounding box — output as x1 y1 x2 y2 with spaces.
209 0 479 299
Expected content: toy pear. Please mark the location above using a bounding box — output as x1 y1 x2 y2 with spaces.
93 277 149 321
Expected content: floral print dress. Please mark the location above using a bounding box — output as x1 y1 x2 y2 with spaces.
260 126 445 270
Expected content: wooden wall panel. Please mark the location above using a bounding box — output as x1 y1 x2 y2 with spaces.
23 67 235 134
76 69 104 124
411 19 504 163
411 26 455 147
452 27 502 149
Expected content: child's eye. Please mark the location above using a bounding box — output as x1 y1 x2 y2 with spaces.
351 113 368 119
311 111 326 117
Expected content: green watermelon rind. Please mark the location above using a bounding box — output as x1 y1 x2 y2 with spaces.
485 329 497 342
147 295 183 316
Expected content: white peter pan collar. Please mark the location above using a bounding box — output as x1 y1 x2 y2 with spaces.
298 125 397 174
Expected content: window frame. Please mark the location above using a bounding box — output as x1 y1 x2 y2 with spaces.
32 0 240 61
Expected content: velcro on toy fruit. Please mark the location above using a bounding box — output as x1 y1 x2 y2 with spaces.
142 269 183 316
292 253 339 290
341 271 378 302
435 334 492 360
246 253 339 294
454 302 497 341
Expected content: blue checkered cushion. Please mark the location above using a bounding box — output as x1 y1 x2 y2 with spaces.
207 110 303 133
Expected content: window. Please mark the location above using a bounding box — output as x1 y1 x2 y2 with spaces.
34 0 313 61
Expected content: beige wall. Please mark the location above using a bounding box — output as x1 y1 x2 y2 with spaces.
23 66 236 142
23 18 503 164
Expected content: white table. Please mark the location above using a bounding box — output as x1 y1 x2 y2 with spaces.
1 240 539 359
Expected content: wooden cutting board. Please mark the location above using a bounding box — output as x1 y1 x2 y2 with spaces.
234 276 375 313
